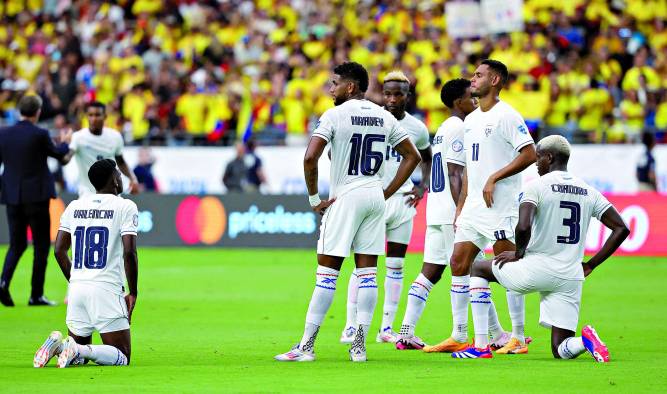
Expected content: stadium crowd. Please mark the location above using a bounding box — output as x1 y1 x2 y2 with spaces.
0 0 666 145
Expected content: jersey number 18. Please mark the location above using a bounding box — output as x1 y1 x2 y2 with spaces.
73 226 110 269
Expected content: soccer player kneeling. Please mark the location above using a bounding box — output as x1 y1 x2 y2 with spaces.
452 136 629 361
33 159 139 368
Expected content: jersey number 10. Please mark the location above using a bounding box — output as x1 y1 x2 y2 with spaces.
347 133 386 176
73 226 110 269
431 152 446 192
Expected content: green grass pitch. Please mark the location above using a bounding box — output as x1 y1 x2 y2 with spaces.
0 246 665 393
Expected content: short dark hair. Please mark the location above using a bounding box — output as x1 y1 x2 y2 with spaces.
440 78 471 108
18 95 43 117
86 101 106 113
333 62 369 93
481 59 509 87
88 159 117 191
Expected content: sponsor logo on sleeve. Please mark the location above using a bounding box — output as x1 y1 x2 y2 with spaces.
518 125 528 134
452 139 463 152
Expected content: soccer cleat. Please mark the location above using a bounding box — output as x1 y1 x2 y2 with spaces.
33 331 63 368
395 335 426 350
340 326 356 344
489 332 533 350
376 327 399 343
57 336 80 368
422 337 469 353
452 345 493 359
274 344 315 362
495 337 528 354
582 325 610 363
349 345 367 362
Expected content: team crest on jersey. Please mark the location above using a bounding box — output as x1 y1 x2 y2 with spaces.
452 139 463 152
484 124 494 137
133 214 139 227
518 125 528 134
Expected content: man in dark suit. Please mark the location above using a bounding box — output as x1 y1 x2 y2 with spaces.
0 95 72 306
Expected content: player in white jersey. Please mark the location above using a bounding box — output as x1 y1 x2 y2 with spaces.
452 136 629 361
437 60 537 355
340 71 432 344
33 159 139 368
275 62 420 362
62 102 139 196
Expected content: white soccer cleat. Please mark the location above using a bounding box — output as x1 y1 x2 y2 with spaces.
57 336 80 368
33 331 63 368
349 345 367 362
340 326 356 344
376 327 399 343
274 345 315 362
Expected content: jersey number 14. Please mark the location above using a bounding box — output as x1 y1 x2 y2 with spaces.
73 226 110 269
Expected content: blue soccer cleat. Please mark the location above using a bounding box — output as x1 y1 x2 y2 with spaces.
452 345 493 359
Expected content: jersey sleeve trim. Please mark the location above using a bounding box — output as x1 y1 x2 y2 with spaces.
58 226 72 233
445 158 465 166
390 133 409 148
120 230 138 236
312 133 330 142
596 203 613 219
520 199 538 207
514 140 534 153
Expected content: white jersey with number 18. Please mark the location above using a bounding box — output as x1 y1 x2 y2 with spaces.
520 171 612 280
59 194 138 295
312 99 409 199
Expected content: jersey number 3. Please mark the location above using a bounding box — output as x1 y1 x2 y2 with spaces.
73 226 110 269
348 133 386 175
557 201 581 244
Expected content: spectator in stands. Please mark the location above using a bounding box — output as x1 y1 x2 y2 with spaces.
637 132 657 191
244 138 266 193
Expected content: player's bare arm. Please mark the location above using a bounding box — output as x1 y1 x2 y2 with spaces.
384 138 421 200
54 230 72 281
454 168 468 228
495 202 536 267
582 207 630 277
304 136 334 215
115 155 140 194
404 146 432 208
483 144 536 208
448 162 464 206
122 234 139 322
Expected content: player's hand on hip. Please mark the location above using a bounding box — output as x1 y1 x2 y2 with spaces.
403 186 425 208
493 251 519 269
125 294 137 323
582 262 593 277
483 177 496 208
312 198 335 215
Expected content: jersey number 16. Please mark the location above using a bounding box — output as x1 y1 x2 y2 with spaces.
347 133 386 176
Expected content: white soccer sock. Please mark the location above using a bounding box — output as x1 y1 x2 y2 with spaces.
381 257 404 331
77 344 128 366
557 337 586 359
355 267 378 345
345 269 358 329
399 273 433 337
506 289 526 342
488 299 505 339
450 275 470 342
300 265 340 352
470 276 491 348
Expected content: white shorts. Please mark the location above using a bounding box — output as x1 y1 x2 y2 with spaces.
66 282 130 337
492 255 583 332
317 186 385 257
423 224 455 265
385 194 416 244
454 215 517 251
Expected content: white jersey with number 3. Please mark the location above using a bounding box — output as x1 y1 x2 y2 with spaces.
313 99 409 199
59 194 138 295
382 113 430 193
71 128 124 196
520 171 612 280
427 116 465 225
459 101 534 224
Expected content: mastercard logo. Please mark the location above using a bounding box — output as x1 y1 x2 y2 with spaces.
175 196 226 245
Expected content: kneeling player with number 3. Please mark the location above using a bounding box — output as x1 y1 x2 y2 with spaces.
33 159 139 368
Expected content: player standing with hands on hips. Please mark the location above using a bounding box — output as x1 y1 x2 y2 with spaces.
275 62 421 362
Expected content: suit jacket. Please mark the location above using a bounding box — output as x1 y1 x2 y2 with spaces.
0 120 69 204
